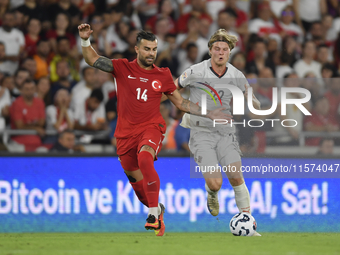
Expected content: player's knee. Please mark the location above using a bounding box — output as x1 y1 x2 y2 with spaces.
229 178 244 187
208 179 222 192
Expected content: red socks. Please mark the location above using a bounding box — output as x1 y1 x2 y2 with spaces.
137 151 160 208
130 180 148 207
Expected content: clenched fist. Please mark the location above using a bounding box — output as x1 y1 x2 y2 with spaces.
78 23 93 40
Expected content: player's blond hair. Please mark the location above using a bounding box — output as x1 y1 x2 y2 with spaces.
208 29 238 52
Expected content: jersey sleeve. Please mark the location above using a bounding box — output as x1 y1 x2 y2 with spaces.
162 69 177 95
111 59 127 77
178 67 193 88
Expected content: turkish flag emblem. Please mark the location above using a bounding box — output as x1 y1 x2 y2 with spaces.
151 79 162 91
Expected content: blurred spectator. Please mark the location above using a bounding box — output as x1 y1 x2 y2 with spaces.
293 41 322 78
206 0 226 21
322 14 337 46
105 18 130 56
1 74 14 94
281 35 300 67
154 17 172 53
0 11 25 73
51 59 77 99
96 70 115 104
71 67 97 110
105 94 117 146
199 17 211 40
327 0 339 17
160 102 177 151
269 0 292 18
46 12 76 54
76 13 106 56
276 52 293 81
135 0 159 25
174 110 189 152
321 63 336 89
46 89 74 133
145 0 176 34
317 44 332 66
74 88 106 131
230 51 246 74
301 72 322 105
210 8 241 52
33 39 50 80
24 18 41 57
36 76 51 106
308 21 325 46
155 33 180 76
49 36 80 83
123 28 138 61
0 41 12 75
0 0 10 26
257 67 276 100
176 0 212 33
316 137 334 155
45 0 81 30
0 79 11 129
16 0 44 22
278 5 303 43
177 16 208 63
50 129 82 152
226 0 249 37
246 39 276 75
178 42 198 74
248 1 280 43
324 76 340 124
297 0 326 32
21 57 37 79
304 96 339 146
10 79 45 151
11 68 30 99
274 72 311 145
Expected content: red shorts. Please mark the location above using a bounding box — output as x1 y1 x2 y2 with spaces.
117 125 165 171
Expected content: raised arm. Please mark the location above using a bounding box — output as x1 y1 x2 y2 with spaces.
78 23 113 73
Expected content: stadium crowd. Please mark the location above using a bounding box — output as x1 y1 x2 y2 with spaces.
0 0 339 154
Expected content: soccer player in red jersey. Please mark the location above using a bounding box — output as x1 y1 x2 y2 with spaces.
78 23 231 236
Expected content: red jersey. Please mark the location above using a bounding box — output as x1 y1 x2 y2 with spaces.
111 59 176 139
10 96 45 150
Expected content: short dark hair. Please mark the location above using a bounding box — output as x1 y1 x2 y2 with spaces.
15 68 29 77
90 88 104 102
37 38 49 46
136 30 157 46
0 41 4 47
221 8 238 19
186 42 197 51
82 66 94 77
22 78 36 87
59 129 74 139
57 36 69 43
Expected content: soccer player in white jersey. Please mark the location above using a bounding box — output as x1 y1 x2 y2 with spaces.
175 29 262 236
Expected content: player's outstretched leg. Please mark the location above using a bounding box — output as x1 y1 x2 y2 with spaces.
137 148 163 233
226 161 261 236
204 176 222 216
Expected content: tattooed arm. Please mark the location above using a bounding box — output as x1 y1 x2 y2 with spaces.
78 23 114 73
166 90 232 121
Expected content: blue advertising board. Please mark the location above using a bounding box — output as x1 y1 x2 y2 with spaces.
0 157 339 232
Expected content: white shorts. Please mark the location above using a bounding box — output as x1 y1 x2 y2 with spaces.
189 131 242 170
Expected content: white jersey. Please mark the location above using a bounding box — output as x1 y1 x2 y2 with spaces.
178 59 248 134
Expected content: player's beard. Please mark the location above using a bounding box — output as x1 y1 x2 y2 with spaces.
139 55 155 67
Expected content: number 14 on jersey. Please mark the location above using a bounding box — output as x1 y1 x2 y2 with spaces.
136 88 148 102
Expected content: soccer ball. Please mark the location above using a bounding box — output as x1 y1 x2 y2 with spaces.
229 212 257 236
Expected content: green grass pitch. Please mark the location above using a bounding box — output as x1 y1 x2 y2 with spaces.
0 233 339 255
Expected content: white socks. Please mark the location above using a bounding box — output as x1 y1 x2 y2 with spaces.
205 182 219 196
233 182 251 214
148 204 162 218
